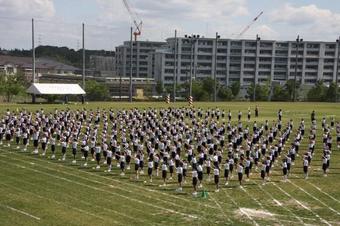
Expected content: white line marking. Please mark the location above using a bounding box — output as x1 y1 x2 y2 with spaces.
8 150 217 211
0 181 119 224
0 159 198 220
241 186 284 226
272 182 332 226
209 193 233 224
222 189 259 226
0 204 40 221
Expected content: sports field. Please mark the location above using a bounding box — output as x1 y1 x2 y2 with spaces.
0 102 340 226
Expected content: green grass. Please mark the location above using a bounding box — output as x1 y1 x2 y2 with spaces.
1 101 340 226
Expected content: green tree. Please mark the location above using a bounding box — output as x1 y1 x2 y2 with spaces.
325 82 337 102
307 80 326 101
246 82 270 101
218 86 233 101
0 73 26 102
271 84 290 101
155 81 164 95
285 79 301 101
85 80 109 101
230 81 240 98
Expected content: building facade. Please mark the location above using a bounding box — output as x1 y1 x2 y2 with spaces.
115 41 166 78
153 37 340 88
89 55 116 77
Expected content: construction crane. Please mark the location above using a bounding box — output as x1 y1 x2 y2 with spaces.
237 11 263 38
122 0 143 41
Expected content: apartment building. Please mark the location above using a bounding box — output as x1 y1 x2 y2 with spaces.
115 41 166 78
153 37 340 88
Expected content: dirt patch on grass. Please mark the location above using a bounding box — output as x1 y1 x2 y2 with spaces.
235 208 275 220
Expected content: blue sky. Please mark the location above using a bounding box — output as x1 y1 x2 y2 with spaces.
0 0 340 50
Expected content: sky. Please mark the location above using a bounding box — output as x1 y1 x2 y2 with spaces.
0 0 340 50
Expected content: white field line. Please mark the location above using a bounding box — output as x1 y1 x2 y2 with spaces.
1 153 214 220
209 193 233 224
292 174 340 204
222 189 259 226
272 182 332 226
5 151 218 211
0 159 199 220
0 178 135 225
287 179 340 217
0 204 41 221
240 186 284 226
251 181 305 224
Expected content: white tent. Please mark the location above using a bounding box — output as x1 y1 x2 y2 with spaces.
27 83 85 95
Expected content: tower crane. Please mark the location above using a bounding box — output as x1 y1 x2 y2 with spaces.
122 0 143 41
237 11 263 38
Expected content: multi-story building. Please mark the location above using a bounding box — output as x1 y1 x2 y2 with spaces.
153 37 340 89
115 41 166 78
89 55 115 77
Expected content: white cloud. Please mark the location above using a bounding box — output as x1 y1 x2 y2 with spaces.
270 3 340 40
0 0 55 18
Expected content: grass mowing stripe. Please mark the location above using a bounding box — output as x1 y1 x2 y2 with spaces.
0 169 149 225
0 158 201 222
0 204 41 221
250 180 305 224
4 149 219 211
0 153 221 222
240 185 284 226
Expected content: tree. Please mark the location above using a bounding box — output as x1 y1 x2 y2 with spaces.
155 81 164 95
230 81 240 98
85 80 109 101
0 73 26 102
307 80 326 101
218 86 233 101
285 79 300 101
325 82 337 102
246 83 270 101
271 84 290 101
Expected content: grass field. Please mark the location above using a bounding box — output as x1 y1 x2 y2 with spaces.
1 102 340 226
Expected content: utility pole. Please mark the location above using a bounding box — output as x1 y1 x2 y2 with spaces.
129 26 133 102
173 30 177 102
32 18 36 103
32 18 35 83
254 34 260 102
294 35 303 102
82 23 85 104
336 37 340 102
214 32 220 102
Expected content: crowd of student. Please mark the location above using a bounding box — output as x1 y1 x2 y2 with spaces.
0 107 337 195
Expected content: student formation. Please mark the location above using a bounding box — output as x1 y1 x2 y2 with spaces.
0 107 336 196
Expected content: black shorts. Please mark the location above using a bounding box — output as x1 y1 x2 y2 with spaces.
169 166 174 174
283 168 287 175
224 169 229 178
72 148 77 155
23 138 28 145
238 172 243 181
198 171 203 181
148 168 152 176
193 177 198 186
51 145 55 153
214 175 219 184
6 134 11 141
62 146 66 154
245 167 250 175
135 164 139 171
178 174 183 183
107 157 112 165
96 153 101 161
120 162 125 170
126 155 131 164
261 170 265 179
16 137 20 144
303 166 308 173
162 170 167 179
84 151 88 158
33 140 38 147
207 167 211 175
